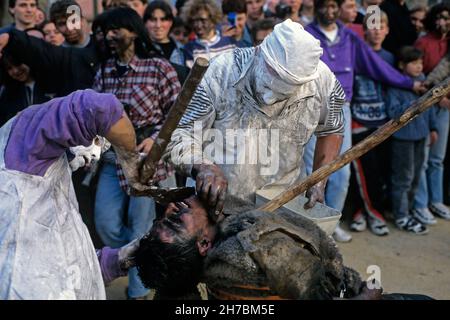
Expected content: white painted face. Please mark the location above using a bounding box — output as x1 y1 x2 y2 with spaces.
69 136 110 171
252 55 298 106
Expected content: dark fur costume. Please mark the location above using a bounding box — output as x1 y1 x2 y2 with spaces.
203 199 362 299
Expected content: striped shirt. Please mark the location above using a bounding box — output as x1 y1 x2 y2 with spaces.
182 32 238 68
164 48 346 203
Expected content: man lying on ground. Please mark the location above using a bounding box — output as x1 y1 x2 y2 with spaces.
134 195 434 300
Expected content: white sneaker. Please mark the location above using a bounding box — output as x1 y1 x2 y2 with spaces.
411 208 437 225
367 215 390 236
429 203 450 220
350 211 367 232
333 224 352 243
396 216 428 235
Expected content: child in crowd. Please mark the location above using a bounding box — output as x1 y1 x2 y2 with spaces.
386 46 438 235
350 11 393 236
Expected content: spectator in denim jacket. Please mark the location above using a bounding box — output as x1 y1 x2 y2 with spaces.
386 46 438 235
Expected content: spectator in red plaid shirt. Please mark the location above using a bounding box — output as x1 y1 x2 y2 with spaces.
92 7 181 300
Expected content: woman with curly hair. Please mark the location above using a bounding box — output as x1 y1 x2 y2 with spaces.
180 0 237 68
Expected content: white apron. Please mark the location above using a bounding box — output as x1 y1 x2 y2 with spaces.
0 118 105 300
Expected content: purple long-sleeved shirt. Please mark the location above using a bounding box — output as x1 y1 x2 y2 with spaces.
306 21 414 101
4 89 123 176
97 247 127 285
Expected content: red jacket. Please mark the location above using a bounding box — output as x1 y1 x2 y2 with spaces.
415 32 449 74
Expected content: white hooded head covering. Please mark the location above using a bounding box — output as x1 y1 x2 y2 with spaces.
260 19 323 85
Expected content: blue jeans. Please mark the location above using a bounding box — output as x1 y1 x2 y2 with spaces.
303 102 352 212
414 108 449 208
95 163 155 298
391 138 426 219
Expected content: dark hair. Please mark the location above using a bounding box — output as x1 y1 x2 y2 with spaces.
101 0 129 10
0 51 35 86
424 3 450 33
314 0 341 10
176 0 187 14
135 231 204 296
181 0 223 25
37 19 51 30
1 51 22 69
92 10 109 34
49 0 82 22
171 16 191 36
337 0 351 7
103 6 157 59
143 0 174 23
134 194 254 298
222 0 247 15
173 16 187 29
397 46 423 65
409 5 427 15
36 6 45 14
9 0 39 8
251 18 276 42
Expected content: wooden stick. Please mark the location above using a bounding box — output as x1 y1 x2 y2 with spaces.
259 77 450 212
139 57 209 183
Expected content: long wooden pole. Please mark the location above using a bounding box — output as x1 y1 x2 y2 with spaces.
139 57 209 183
259 77 450 212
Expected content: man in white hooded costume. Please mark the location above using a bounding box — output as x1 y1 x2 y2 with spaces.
164 19 346 214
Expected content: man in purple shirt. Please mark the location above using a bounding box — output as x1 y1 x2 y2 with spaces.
0 89 141 299
303 0 424 242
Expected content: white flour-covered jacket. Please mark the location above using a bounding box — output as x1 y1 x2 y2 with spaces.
164 47 345 202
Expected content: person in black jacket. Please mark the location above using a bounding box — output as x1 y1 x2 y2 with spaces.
0 29 99 97
0 1 104 97
0 5 187 96
0 52 50 126
380 0 418 55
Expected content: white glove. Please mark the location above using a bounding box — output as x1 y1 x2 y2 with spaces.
69 136 110 171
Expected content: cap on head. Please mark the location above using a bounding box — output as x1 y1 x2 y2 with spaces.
260 19 323 85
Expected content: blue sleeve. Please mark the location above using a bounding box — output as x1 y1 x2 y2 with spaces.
353 35 414 90
428 106 438 132
4 89 124 176
181 44 194 68
385 87 411 119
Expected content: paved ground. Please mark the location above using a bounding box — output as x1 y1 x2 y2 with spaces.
338 218 450 300
106 217 450 300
